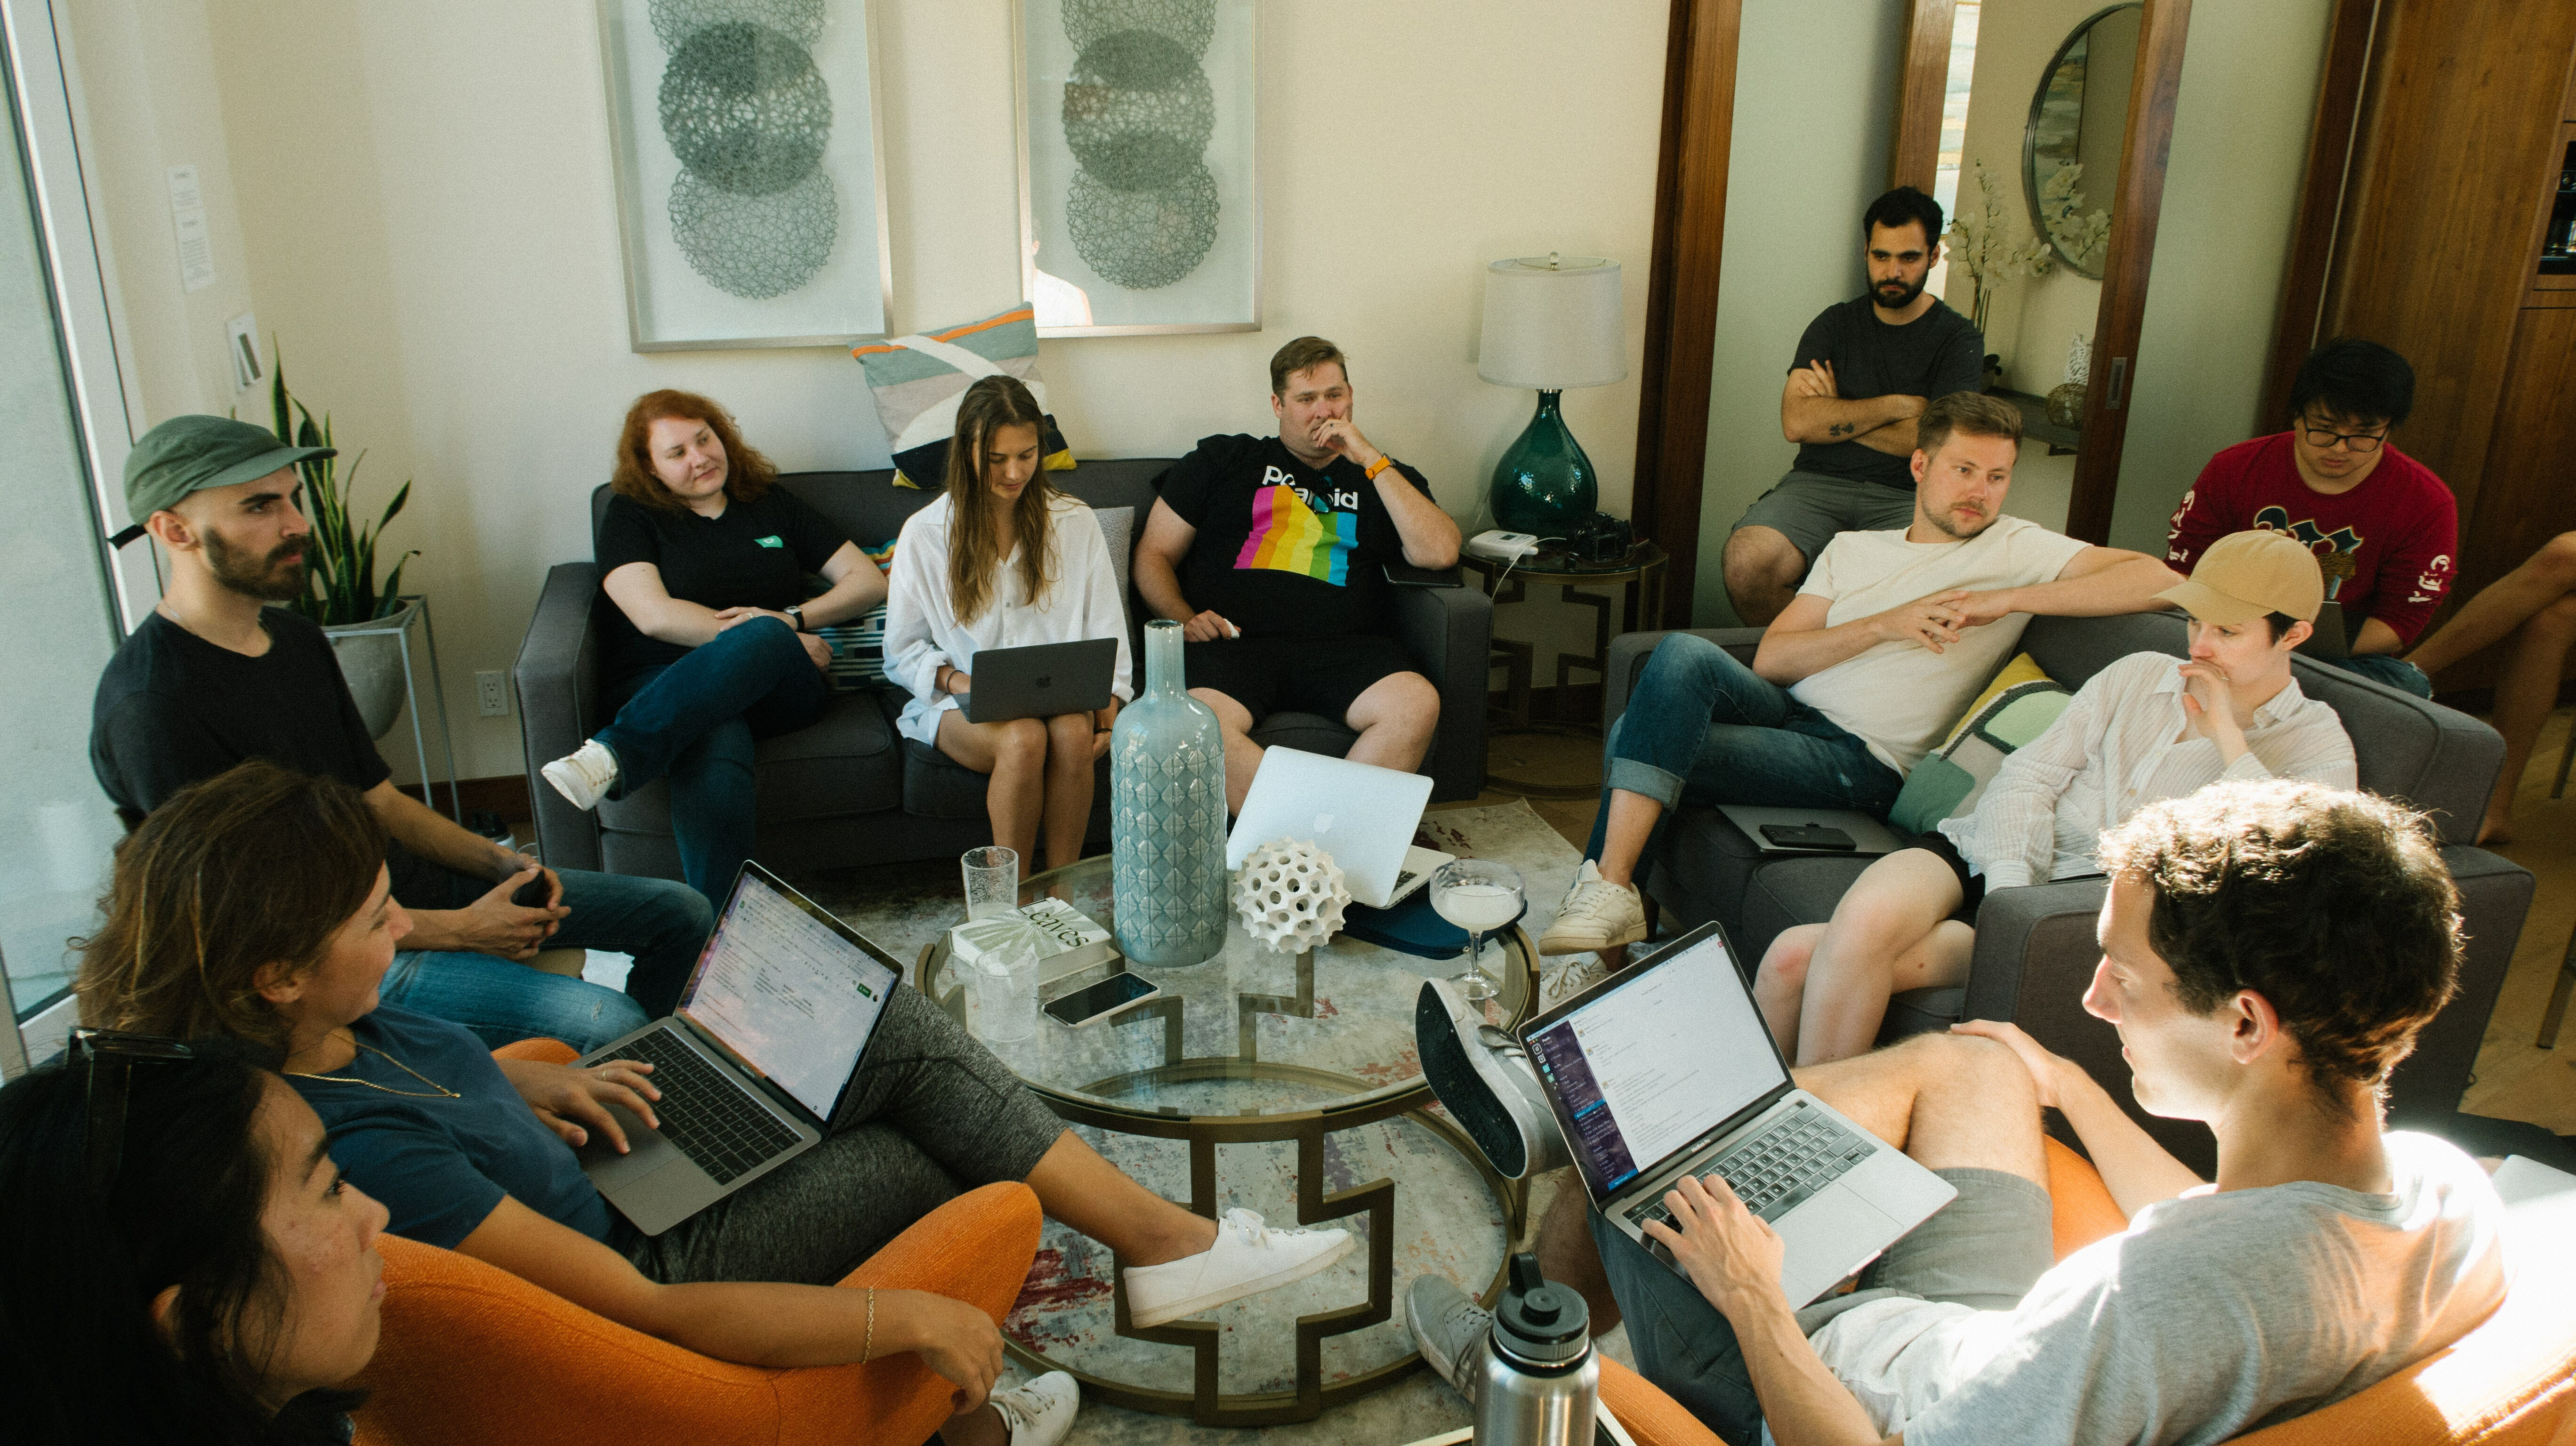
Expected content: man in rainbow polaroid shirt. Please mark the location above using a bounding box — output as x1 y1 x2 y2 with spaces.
1134 336 1464 812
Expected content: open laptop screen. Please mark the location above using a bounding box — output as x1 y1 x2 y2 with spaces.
677 869 897 1119
1525 933 1786 1197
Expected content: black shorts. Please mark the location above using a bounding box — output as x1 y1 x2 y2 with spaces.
1182 633 1417 728
1909 829 1988 924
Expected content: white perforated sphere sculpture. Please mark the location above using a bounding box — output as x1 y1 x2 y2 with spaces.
1232 838 1350 953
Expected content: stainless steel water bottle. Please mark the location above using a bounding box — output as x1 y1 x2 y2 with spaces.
1474 1252 1599 1446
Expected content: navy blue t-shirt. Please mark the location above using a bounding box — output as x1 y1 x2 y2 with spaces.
287 1005 616 1249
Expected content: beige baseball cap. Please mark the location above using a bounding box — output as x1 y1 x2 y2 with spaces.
2156 529 2324 625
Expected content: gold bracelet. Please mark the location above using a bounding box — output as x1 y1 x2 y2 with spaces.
862 1285 875 1363
1364 454 1395 481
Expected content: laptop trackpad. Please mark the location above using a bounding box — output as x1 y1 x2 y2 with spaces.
1777 1185 1902 1305
577 1101 684 1188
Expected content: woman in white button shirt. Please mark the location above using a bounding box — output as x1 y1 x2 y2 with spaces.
886 376 1131 871
1754 530 2355 1064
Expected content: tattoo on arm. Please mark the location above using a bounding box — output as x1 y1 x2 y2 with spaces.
1828 422 1853 437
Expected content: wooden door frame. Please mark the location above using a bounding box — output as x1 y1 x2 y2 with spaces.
1886 0 2194 545
1629 0 1742 627
2259 0 2383 426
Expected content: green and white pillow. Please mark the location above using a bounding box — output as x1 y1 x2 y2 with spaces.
813 539 897 688
850 304 1074 489
1887 654 2074 836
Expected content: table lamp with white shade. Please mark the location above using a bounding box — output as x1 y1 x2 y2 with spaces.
1477 253 1626 537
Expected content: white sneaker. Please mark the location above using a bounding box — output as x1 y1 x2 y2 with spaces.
541 739 619 811
1537 861 1646 956
1122 1208 1356 1328
989 1370 1079 1446
1544 956 1614 1003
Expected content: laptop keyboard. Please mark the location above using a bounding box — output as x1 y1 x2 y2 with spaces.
1627 1103 1874 1229
594 1030 803 1186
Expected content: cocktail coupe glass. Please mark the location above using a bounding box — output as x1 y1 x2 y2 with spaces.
1433 859 1524 1004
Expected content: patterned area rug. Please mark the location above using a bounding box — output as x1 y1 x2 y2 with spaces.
588 800 1629 1445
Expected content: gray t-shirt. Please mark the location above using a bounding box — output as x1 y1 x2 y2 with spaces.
1808 1132 2505 1446
1788 294 1983 490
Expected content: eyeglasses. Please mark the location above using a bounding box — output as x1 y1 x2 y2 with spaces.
2298 420 2388 453
67 1027 195 1196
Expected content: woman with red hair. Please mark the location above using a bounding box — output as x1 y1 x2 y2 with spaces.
541 392 885 1009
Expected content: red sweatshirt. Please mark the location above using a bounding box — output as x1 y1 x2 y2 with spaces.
2165 434 2458 646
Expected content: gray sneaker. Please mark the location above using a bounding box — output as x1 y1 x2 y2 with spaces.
1407 1274 1494 1399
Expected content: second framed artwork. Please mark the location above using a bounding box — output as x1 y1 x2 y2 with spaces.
1014 0 1259 336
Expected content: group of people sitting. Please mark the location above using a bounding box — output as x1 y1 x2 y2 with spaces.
1385 187 2519 1445
3 185 2546 1443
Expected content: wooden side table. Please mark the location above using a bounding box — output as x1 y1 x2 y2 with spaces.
1461 542 1669 797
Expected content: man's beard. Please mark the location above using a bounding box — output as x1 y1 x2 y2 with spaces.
206 528 309 602
1873 273 1928 309
1921 502 1995 542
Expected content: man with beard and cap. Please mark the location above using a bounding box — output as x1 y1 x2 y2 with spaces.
89 415 711 1052
1723 186 1986 626
1536 393 2183 965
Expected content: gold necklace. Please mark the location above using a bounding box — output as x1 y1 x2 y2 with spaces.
288 1033 461 1099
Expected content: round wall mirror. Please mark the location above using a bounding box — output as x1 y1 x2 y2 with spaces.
2023 2 2141 279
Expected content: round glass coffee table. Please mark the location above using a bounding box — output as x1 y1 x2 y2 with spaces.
917 853 1538 1427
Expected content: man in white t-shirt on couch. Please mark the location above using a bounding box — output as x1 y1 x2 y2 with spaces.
1540 390 2185 960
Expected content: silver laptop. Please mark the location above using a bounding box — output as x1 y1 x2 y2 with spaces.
1227 747 1435 908
577 862 900 1236
958 637 1119 723
1519 921 1956 1305
1715 804 1907 857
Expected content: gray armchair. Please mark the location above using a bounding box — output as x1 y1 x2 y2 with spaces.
515 459 1491 881
1601 611 2535 1176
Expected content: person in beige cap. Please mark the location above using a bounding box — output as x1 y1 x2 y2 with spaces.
1748 528 2357 1066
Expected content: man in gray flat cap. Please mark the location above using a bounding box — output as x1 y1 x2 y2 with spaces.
90 414 712 1051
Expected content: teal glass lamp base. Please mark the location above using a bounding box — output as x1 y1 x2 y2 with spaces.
1489 390 1598 538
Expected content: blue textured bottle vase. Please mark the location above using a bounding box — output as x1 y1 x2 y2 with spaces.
1488 389 1598 538
1110 619 1230 966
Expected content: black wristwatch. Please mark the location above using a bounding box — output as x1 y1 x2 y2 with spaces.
785 604 805 631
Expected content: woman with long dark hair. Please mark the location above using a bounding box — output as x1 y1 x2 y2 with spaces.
80 762 1353 1446
885 376 1131 869
540 390 887 974
0 1034 387 1445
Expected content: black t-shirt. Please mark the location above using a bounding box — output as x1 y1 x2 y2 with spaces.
1788 295 1984 489
594 489 850 682
89 610 443 902
1159 434 1432 639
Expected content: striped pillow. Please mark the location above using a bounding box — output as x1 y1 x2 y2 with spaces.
850 305 1075 489
1886 654 2073 835
811 539 897 688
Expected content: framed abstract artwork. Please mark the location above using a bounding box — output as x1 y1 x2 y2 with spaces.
1014 0 1260 337
597 0 894 350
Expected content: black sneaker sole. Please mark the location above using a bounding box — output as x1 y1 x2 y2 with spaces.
1415 983 1526 1179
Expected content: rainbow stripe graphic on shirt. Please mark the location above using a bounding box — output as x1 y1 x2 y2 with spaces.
1234 483 1355 585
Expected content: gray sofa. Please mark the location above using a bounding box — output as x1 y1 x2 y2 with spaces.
515 458 1492 881
1602 611 2535 1175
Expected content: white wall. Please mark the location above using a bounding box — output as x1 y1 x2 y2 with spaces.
1694 0 1911 623
73 0 1669 780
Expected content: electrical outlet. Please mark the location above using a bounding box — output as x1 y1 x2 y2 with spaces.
475 671 510 718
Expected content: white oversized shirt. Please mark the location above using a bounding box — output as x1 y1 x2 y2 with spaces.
1788 517 2092 776
1936 651 2357 890
884 492 1132 746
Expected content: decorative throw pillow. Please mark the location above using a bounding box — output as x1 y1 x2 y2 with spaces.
851 305 1075 489
813 540 899 688
1887 654 2073 835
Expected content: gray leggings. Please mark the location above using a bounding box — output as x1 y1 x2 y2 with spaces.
618 982 1066 1285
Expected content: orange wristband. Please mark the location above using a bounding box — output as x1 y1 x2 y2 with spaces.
1364 454 1395 481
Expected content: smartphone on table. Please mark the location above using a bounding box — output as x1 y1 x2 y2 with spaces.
1044 971 1162 1028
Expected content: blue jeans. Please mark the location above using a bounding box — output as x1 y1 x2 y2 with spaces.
1586 634 1902 860
2323 651 2434 698
380 867 714 1051
598 617 832 911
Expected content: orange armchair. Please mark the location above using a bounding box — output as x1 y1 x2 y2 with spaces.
348 1039 1043 1446
1597 1140 2576 1446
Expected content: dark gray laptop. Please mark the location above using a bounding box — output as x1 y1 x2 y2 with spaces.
576 862 898 1235
1520 921 1956 1305
2295 600 2351 659
958 637 1119 723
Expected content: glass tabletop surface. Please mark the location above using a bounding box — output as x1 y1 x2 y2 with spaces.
918 854 1534 1122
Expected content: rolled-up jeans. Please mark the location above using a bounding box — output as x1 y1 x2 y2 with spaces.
596 616 832 914
380 866 714 1051
1585 633 1902 861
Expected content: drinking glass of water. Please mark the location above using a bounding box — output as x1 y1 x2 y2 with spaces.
1433 859 1524 1004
